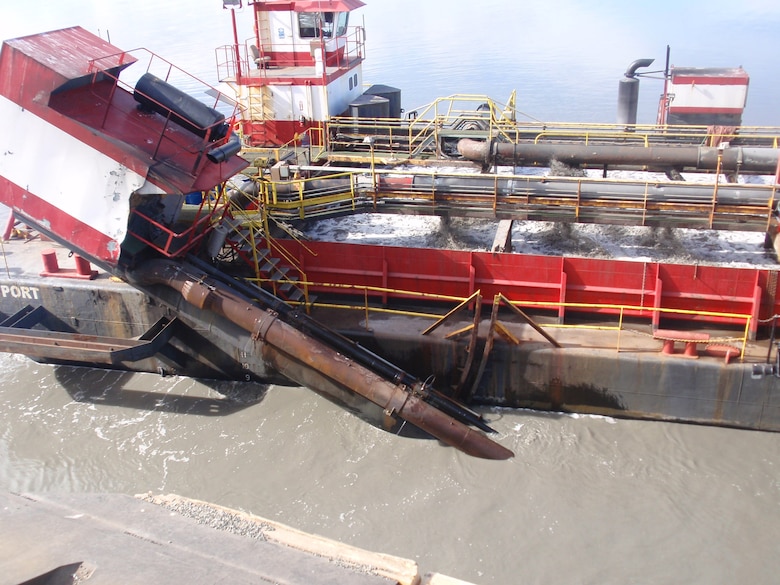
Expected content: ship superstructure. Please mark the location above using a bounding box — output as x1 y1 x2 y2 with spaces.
0 25 513 460
0 26 246 266
217 0 368 145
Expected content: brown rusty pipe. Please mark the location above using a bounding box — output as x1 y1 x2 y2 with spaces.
458 138 780 173
261 344 507 459
134 259 513 460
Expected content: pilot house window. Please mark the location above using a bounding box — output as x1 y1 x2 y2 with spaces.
298 12 349 39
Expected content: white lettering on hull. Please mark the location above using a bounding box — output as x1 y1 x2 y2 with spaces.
0 284 41 300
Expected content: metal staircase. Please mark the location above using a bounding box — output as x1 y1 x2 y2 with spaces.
214 212 311 307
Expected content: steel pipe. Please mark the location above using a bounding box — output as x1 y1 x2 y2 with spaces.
134 259 513 460
458 138 780 174
624 58 655 78
410 172 772 207
185 255 497 434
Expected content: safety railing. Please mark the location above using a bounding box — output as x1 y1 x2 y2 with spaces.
91 47 240 130
222 182 315 306
322 25 366 69
256 170 362 220
128 187 229 258
328 93 520 159
525 121 780 149
405 93 521 153
86 48 239 178
239 126 328 167
255 165 777 231
216 25 365 82
215 44 241 82
327 117 423 159
242 276 753 359
328 100 780 159
533 130 651 147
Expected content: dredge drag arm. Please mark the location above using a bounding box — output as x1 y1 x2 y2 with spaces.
132 260 513 460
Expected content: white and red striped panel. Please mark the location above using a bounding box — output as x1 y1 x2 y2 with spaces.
0 94 156 264
668 68 749 116
0 29 166 266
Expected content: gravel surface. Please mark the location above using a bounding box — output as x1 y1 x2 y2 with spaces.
139 494 273 540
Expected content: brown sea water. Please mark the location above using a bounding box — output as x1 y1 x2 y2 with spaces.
1 354 778 584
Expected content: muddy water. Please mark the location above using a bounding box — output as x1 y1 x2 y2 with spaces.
1 353 778 584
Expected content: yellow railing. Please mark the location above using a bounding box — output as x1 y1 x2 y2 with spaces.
328 93 520 158
533 130 652 147
255 170 360 220
327 99 780 159
525 121 780 148
404 93 520 153
244 276 753 359
248 164 777 231
240 126 328 168
224 178 318 306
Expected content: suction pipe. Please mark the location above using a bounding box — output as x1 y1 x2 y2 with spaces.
133 259 513 460
457 138 780 174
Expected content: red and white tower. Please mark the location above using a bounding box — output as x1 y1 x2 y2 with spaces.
217 0 366 146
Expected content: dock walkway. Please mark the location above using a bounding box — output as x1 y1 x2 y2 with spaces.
1 491 467 585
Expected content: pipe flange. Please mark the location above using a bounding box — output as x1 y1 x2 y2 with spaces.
382 384 411 416
251 310 278 341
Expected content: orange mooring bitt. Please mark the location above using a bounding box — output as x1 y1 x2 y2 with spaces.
40 249 98 280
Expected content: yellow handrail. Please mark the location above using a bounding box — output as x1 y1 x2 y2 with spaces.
247 275 753 359
327 107 780 159
251 164 776 230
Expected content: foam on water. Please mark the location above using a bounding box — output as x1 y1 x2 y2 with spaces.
302 166 779 269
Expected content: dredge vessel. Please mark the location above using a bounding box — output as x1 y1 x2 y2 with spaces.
1 0 779 458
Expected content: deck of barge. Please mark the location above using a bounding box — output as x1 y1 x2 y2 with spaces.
1 232 773 365
1 491 464 585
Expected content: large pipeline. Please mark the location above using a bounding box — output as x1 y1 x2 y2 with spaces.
185 255 495 434
133 259 513 460
458 138 780 174
409 171 772 207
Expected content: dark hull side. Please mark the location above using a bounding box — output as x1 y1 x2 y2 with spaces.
0 273 284 383
1 271 778 433
352 329 780 432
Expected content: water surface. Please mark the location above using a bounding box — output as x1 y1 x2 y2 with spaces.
1 353 778 584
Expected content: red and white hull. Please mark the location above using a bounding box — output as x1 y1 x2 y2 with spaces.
0 94 154 263
0 27 246 267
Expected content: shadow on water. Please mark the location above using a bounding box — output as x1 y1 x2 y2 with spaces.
48 361 494 448
53 364 268 417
